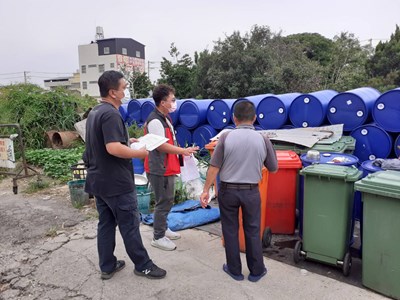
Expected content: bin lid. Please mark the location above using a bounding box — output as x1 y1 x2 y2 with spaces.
276 150 302 168
354 170 400 199
300 164 362 181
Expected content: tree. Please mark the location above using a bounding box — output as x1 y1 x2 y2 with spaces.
119 64 153 99
366 24 400 91
324 32 371 91
158 43 196 98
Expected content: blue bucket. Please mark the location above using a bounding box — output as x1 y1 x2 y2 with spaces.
132 158 144 174
140 99 155 123
256 93 300 129
119 103 129 123
207 99 236 129
300 152 359 167
175 125 192 147
360 160 383 178
290 90 338 128
179 100 212 129
192 125 217 149
327 87 381 131
126 99 142 123
169 99 185 126
395 134 400 157
372 88 400 132
350 124 393 161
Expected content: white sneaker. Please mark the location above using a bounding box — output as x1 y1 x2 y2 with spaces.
151 236 176 251
165 228 181 240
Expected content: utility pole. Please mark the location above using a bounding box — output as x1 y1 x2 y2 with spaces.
23 71 29 84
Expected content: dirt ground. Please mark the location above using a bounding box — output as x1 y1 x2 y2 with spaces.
0 175 96 299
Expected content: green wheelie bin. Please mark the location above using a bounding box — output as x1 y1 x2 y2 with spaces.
294 164 362 276
354 170 400 299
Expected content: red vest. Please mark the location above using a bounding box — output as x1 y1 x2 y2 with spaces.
144 110 180 176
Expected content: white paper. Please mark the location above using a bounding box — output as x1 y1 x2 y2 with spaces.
180 155 200 182
130 133 169 151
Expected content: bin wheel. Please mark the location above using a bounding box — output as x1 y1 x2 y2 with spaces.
293 240 303 264
13 186 18 195
262 227 272 248
342 252 352 277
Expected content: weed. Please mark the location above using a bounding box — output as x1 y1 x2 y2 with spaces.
24 180 50 194
46 226 58 238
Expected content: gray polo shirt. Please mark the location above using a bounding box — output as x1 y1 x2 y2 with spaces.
210 125 278 184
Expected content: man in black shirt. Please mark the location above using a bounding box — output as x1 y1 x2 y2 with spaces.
84 70 166 280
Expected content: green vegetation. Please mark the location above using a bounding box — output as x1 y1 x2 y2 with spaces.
24 179 50 194
0 84 96 149
25 147 84 182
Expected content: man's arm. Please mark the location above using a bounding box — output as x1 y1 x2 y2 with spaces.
200 165 220 208
106 142 148 159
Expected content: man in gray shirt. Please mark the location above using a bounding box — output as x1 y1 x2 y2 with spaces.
200 100 278 282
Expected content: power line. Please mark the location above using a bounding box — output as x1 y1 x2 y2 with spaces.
0 72 24 77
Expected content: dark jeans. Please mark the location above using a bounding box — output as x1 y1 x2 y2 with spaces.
96 191 152 273
218 186 265 276
147 174 176 240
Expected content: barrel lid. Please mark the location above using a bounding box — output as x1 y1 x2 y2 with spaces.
276 150 302 168
300 164 362 181
300 152 359 166
354 170 400 199
134 174 148 186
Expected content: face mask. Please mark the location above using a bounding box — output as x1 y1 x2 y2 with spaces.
168 101 177 113
122 88 130 103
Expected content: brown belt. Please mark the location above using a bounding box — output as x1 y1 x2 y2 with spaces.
220 182 258 190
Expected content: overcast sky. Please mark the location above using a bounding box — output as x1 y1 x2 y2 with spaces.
0 0 399 86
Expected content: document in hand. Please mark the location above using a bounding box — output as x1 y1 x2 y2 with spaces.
130 133 169 151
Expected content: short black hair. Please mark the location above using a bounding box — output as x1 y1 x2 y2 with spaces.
98 70 124 98
152 84 175 106
233 100 256 122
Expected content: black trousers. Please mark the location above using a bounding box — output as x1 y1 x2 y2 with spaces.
96 191 153 273
218 186 265 276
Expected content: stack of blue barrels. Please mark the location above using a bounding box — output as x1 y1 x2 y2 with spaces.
119 86 400 163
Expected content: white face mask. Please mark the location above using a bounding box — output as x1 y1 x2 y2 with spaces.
123 88 131 102
168 101 177 113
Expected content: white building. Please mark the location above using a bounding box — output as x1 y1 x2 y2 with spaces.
44 72 80 93
78 29 145 98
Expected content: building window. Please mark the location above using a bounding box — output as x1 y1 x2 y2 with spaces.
122 48 127 55
81 65 86 74
89 81 97 84
99 64 105 73
104 47 110 54
110 63 115 68
136 51 141 58
82 82 87 89
88 64 97 68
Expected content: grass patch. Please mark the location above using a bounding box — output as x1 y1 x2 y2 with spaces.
45 226 58 238
24 180 50 194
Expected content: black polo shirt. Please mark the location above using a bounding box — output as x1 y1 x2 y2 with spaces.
84 102 135 197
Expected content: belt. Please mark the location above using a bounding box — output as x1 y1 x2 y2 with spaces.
220 182 258 190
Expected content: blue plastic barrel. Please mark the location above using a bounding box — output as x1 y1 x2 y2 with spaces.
179 100 212 129
192 125 217 149
327 87 381 131
140 99 155 123
350 124 393 162
132 158 144 174
175 125 192 147
232 94 273 124
169 99 185 126
395 134 400 157
372 88 400 132
119 103 129 123
207 99 236 129
256 93 300 129
223 124 236 129
290 90 338 128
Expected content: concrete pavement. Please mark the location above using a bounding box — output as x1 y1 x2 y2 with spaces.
0 218 388 300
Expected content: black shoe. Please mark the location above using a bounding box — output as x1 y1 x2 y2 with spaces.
134 263 167 279
223 264 244 281
248 267 267 282
101 260 126 280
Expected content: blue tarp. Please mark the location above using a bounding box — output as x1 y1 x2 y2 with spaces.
141 200 220 231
